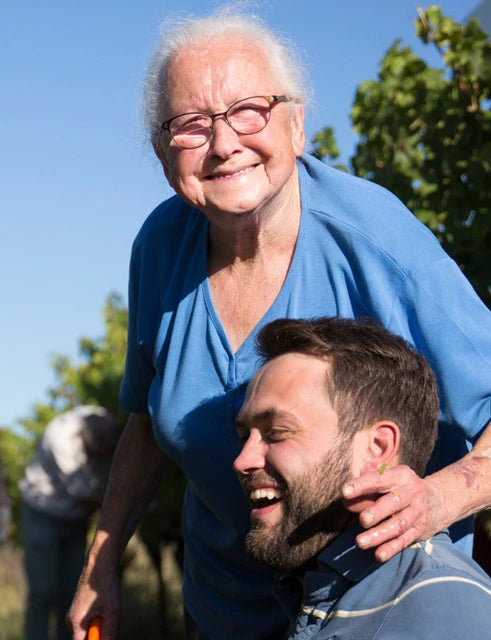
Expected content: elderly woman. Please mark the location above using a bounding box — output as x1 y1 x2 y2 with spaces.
69 11 491 640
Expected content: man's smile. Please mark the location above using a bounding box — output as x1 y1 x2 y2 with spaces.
249 487 282 502
240 475 285 517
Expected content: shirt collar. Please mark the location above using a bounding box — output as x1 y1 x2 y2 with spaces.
313 524 379 584
274 524 378 623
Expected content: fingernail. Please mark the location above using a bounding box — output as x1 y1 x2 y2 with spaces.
343 485 354 496
379 551 387 561
361 511 374 525
358 535 369 547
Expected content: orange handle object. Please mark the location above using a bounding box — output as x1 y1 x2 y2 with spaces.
88 617 102 640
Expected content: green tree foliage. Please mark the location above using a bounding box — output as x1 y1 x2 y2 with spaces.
315 5 491 305
47 292 129 421
0 428 31 539
311 126 348 172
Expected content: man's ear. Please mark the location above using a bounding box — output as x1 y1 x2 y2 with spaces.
153 142 170 181
356 421 400 475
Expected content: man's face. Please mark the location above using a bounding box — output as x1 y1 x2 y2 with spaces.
234 354 353 574
157 35 305 228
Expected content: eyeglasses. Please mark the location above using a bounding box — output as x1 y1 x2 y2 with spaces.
160 95 291 149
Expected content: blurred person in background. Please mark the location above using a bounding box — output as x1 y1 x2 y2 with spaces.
20 406 119 640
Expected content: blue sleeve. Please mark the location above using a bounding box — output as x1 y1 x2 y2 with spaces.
119 239 156 414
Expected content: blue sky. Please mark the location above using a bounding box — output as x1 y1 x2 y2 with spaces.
1 0 483 429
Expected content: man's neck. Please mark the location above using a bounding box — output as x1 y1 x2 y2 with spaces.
296 512 359 582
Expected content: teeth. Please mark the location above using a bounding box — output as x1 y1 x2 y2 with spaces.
209 166 255 180
249 488 281 502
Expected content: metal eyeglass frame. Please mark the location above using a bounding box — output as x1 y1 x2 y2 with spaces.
159 95 291 148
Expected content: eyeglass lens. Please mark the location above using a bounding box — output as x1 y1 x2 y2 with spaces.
170 96 272 148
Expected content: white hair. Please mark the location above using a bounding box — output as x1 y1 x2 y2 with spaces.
142 8 311 147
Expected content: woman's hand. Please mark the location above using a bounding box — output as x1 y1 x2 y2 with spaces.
66 533 120 640
342 465 448 561
343 423 491 561
67 413 168 639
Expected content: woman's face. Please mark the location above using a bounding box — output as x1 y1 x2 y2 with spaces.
156 35 305 228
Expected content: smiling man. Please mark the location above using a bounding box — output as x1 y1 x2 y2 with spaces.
234 317 491 639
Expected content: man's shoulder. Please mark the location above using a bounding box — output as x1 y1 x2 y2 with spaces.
369 535 491 637
318 533 491 639
366 534 491 607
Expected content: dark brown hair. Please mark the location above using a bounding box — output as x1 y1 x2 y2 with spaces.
256 317 439 476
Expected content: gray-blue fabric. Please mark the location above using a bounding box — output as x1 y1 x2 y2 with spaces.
276 527 491 639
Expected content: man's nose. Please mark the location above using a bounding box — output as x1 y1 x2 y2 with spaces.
233 432 267 475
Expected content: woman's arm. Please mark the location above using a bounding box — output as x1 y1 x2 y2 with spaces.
67 412 169 640
342 420 491 561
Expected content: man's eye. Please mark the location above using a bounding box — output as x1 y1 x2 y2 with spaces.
266 429 288 442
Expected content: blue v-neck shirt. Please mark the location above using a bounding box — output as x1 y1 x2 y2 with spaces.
121 154 491 640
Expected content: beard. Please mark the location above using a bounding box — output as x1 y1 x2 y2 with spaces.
243 444 353 574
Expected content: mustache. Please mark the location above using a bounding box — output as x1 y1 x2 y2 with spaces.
239 470 287 494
